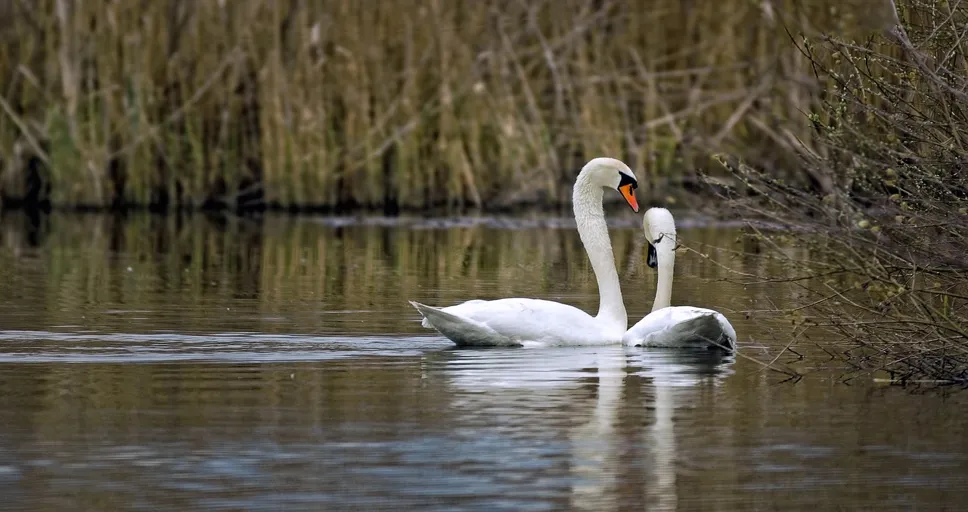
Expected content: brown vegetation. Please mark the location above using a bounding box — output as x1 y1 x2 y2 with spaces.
715 0 968 385
0 0 882 212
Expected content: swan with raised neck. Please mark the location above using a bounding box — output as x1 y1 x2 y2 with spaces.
410 157 640 347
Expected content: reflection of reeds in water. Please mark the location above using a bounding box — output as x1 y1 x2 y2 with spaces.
0 0 890 210
0 212 810 336
8 215 967 509
0 211 799 470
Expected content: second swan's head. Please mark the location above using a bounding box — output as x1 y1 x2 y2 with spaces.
643 207 677 268
581 157 639 212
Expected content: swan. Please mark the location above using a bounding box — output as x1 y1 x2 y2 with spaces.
622 207 737 350
410 157 640 347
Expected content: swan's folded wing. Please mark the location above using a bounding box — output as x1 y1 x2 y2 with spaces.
436 298 603 346
450 298 596 332
624 306 735 349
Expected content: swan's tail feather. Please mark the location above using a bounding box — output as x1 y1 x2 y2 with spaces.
629 313 735 351
408 301 515 347
677 314 735 351
409 301 438 328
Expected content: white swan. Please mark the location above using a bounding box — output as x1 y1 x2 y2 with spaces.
410 157 640 347
623 207 737 350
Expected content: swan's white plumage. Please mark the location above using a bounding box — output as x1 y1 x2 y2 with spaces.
623 208 737 350
410 299 621 347
622 306 736 349
410 157 639 347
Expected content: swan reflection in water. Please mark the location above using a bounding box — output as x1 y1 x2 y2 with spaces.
438 345 734 511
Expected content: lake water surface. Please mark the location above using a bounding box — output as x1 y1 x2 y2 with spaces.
0 212 966 510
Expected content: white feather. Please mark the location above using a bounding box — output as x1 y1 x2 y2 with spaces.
623 208 737 350
411 298 616 347
410 158 639 347
623 306 736 350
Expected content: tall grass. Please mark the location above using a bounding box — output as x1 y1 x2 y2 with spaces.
0 0 882 211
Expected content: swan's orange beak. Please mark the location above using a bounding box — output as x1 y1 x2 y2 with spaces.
619 184 639 212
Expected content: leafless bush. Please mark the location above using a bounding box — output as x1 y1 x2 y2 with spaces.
714 0 968 384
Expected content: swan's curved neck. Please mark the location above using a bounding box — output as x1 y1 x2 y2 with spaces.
652 249 675 312
573 172 627 331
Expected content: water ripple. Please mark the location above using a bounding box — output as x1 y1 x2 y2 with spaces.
0 329 449 363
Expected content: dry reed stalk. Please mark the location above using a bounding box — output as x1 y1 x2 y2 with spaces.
0 0 890 211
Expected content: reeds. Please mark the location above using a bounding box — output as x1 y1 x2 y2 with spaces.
0 0 886 211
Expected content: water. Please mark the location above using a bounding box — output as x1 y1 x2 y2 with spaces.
0 212 966 510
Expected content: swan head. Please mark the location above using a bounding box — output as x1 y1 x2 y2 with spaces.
581 157 639 212
643 207 677 268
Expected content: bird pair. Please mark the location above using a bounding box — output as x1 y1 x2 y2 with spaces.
410 157 735 351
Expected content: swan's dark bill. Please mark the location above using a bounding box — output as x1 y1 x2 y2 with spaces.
647 242 658 268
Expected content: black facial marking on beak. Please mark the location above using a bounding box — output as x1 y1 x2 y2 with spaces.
647 242 658 268
617 172 639 212
618 172 638 190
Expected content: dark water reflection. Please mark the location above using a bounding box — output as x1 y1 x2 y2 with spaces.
0 212 966 510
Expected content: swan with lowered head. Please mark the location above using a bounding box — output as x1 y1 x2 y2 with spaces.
410 157 640 347
623 207 737 350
